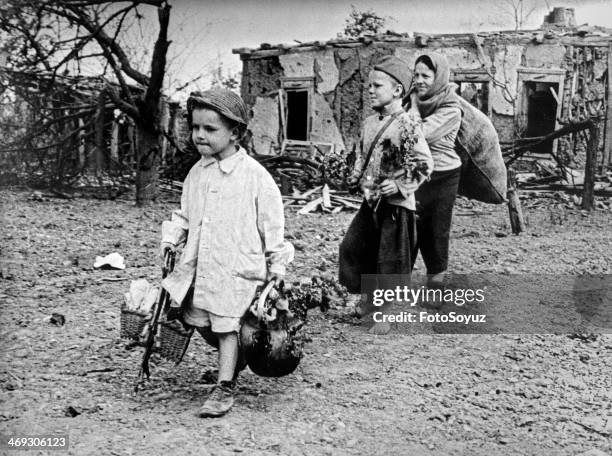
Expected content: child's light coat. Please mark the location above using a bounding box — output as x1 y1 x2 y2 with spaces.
161 148 294 318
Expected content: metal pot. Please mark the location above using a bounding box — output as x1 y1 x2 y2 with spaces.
239 281 303 378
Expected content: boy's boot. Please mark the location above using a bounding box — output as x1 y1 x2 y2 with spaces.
197 380 235 418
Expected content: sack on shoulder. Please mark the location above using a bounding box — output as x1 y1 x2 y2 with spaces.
455 97 507 204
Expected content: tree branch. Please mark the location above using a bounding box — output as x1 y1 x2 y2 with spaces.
105 83 139 119
44 3 150 86
58 0 163 6
142 1 171 124
51 3 137 79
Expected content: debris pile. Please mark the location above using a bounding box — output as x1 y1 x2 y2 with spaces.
285 185 362 214
159 179 362 214
515 165 612 204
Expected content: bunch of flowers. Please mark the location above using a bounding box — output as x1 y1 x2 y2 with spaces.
250 274 346 330
381 114 429 180
321 152 351 189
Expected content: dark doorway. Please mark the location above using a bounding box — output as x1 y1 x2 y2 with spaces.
525 82 558 155
285 90 309 141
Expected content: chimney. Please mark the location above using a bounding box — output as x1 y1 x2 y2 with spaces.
542 7 577 28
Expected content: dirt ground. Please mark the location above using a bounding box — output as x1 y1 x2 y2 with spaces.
1 187 611 456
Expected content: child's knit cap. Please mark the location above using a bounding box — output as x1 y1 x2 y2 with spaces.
373 56 412 92
187 88 249 125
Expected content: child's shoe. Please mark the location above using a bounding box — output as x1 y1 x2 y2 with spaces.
197 381 235 418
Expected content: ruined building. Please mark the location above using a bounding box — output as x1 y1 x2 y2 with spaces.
234 8 611 169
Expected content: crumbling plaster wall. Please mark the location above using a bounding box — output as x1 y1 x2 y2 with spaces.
279 50 345 150
241 57 283 155
241 50 347 155
331 45 400 155
242 41 530 150
249 96 280 155
332 48 364 156
241 46 402 156
241 37 609 164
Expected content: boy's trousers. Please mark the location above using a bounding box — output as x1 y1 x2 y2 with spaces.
339 199 416 294
413 167 461 275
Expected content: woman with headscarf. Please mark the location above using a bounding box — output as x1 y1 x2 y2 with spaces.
406 53 462 288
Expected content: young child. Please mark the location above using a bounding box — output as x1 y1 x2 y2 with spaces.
339 56 433 334
159 88 294 417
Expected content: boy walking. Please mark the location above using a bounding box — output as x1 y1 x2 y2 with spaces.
339 56 433 334
160 88 294 417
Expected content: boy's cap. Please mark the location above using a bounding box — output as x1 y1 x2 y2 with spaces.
187 88 249 125
373 56 412 92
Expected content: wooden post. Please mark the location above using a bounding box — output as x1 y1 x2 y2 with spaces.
93 91 106 174
167 102 179 164
160 100 169 166
603 43 612 171
581 120 599 211
110 119 119 163
507 168 526 234
78 117 86 168
127 121 135 168
279 172 291 195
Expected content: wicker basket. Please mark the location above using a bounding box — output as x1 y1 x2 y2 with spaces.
120 305 150 340
157 320 193 363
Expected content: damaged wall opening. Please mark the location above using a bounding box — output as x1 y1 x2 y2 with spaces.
524 81 559 155
456 82 490 115
516 67 565 157
451 70 492 117
285 90 309 141
280 77 314 144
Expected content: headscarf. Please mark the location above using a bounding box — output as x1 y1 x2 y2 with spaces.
413 53 459 119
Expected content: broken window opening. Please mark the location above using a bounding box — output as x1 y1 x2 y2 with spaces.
451 69 492 117
280 77 314 145
455 82 490 115
524 81 559 155
285 90 309 141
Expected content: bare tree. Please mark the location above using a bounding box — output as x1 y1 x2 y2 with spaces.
0 0 172 205
501 0 544 31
